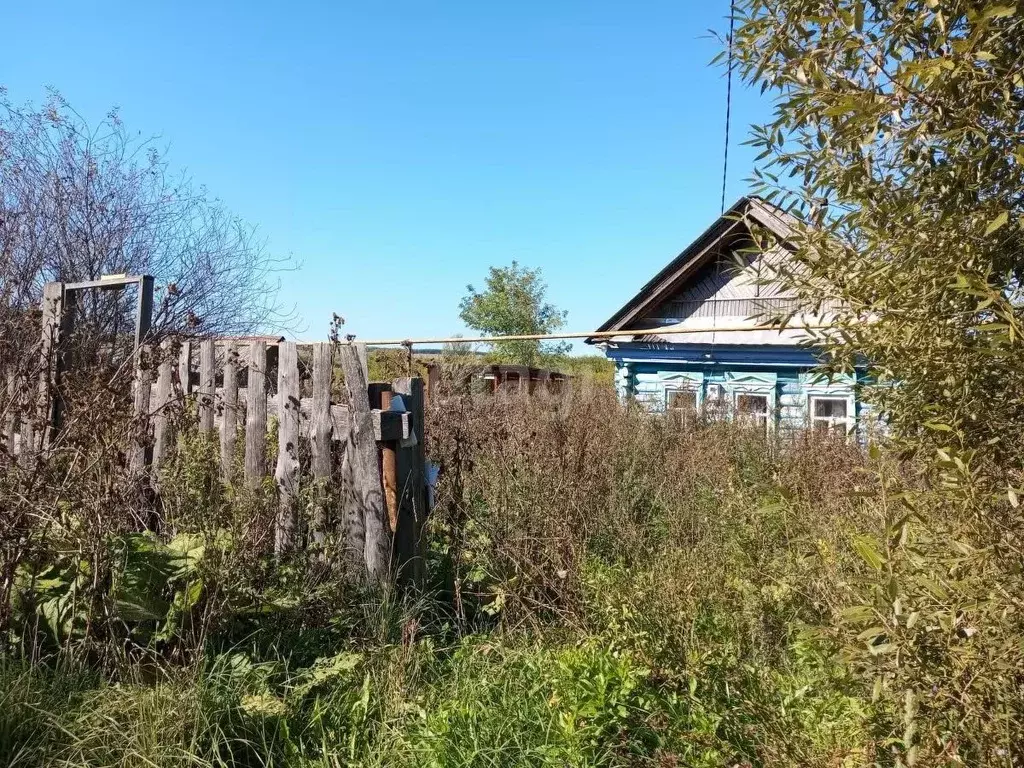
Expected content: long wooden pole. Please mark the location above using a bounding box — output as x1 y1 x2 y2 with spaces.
331 322 829 347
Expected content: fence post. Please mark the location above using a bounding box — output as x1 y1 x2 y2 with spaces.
338 343 388 582
37 282 66 453
177 341 192 399
274 341 300 555
245 341 267 489
220 343 238 479
394 377 427 584
152 339 175 474
198 339 216 434
309 342 333 547
129 346 153 474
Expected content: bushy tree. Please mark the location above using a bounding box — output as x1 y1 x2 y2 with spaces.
733 3 1024 762
459 261 570 366
733 0 1024 469
0 89 291 366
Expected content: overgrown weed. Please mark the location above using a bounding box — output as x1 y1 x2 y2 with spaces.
3 385 1017 765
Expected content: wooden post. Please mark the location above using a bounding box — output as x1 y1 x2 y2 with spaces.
151 340 175 473
274 342 300 555
338 343 388 582
134 275 155 351
394 377 427 583
380 389 398 533
220 343 238 478
198 339 216 433
309 342 334 546
424 363 439 410
355 343 369 385
245 341 267 489
129 346 153 474
37 282 65 452
177 341 192 398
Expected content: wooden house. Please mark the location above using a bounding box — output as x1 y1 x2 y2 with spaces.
586 197 859 434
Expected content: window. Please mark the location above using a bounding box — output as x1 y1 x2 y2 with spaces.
667 388 698 411
811 396 850 434
735 393 770 431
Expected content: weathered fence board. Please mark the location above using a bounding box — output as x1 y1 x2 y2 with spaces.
310 342 333 546
220 343 239 478
152 340 175 473
130 353 152 474
245 341 268 488
339 343 389 582
274 341 300 555
37 282 65 453
198 339 216 433
178 341 192 397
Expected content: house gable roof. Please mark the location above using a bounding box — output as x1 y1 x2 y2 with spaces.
587 197 798 343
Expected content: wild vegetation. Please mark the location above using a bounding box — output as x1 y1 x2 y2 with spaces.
729 3 1024 764
3 2 1024 764
0 377 876 767
2 362 1019 766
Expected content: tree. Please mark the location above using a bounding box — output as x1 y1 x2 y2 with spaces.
732 1 1024 469
732 4 1024 761
0 89 292 366
459 261 570 366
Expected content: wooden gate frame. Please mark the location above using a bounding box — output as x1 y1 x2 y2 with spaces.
39 274 154 445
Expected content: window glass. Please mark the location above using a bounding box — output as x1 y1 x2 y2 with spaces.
736 394 768 415
735 393 770 432
813 398 847 418
668 389 697 410
811 396 850 434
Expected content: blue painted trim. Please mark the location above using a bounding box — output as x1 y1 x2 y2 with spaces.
604 343 822 368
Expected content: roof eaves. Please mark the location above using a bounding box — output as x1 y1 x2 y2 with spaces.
586 196 755 343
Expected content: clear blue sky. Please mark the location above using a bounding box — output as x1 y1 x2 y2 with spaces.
2 1 768 352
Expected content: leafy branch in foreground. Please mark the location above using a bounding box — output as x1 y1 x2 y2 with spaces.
733 0 1024 467
733 3 1024 764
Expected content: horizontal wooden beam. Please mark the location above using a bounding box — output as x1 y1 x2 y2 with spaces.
145 386 411 443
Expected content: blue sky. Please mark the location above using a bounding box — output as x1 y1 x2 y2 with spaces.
2 1 768 352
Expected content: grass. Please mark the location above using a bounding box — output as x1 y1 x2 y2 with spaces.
0 621 869 767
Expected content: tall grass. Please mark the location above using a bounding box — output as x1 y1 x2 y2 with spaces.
3 385 1018 765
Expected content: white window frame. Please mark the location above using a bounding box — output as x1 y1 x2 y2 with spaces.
808 394 854 434
733 391 772 433
664 384 701 412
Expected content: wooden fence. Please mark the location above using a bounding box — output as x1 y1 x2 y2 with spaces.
8 299 428 583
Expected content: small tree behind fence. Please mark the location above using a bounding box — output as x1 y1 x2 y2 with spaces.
3 278 427 586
